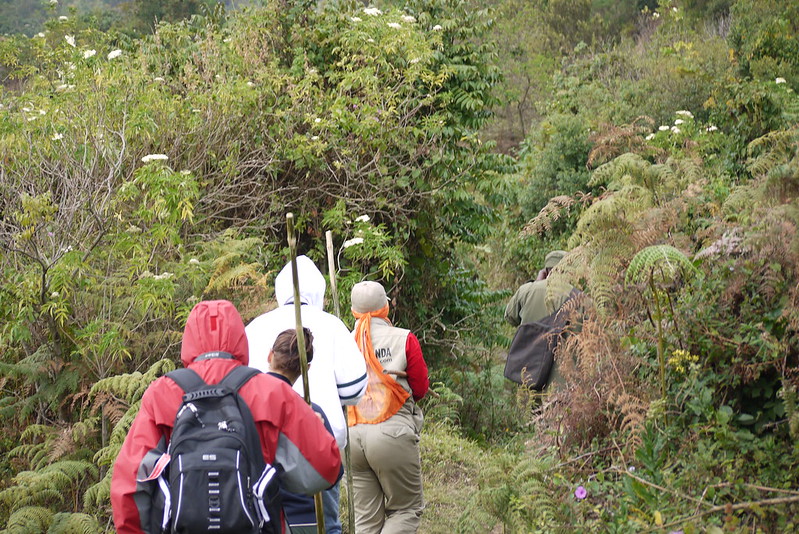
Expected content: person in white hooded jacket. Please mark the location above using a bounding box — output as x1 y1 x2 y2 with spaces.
247 255 368 534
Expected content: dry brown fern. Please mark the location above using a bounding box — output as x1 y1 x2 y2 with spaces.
521 195 578 236
533 311 650 454
587 116 660 169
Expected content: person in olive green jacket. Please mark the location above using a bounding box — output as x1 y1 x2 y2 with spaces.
504 250 578 389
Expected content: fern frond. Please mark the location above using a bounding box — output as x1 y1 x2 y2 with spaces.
588 153 649 188
587 117 657 168
105 401 141 452
83 469 112 513
459 452 562 532
49 428 77 462
0 459 99 514
205 234 266 292
418 382 462 425
9 442 50 471
207 262 262 291
567 185 651 249
669 157 703 186
721 184 759 222
746 129 799 177
521 195 577 236
90 358 175 403
48 512 102 534
625 245 698 287
615 392 649 450
1 506 53 534
591 250 625 311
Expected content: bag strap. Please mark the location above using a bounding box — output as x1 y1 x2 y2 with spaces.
167 368 207 393
219 365 261 393
168 365 259 395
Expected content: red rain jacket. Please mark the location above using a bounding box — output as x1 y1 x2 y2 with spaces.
111 300 341 534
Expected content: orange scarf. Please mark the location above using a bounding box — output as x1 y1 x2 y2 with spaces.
347 305 410 425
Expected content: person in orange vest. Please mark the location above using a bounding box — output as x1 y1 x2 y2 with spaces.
347 281 429 534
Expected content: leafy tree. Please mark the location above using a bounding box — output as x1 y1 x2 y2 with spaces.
728 0 799 89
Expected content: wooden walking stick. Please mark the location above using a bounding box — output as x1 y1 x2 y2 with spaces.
326 230 356 534
286 213 326 534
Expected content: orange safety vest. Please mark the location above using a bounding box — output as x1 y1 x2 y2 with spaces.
347 306 410 425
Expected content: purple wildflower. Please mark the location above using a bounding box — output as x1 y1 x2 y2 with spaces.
574 486 587 500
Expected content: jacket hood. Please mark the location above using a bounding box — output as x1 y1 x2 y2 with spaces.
181 300 249 366
274 255 326 310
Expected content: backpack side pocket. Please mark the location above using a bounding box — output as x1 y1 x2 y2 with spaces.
135 451 172 534
253 463 282 533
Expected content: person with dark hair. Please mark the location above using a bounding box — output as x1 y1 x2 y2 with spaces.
347 281 429 534
266 328 343 534
247 256 367 534
111 300 341 534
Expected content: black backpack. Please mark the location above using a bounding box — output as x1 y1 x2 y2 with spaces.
149 364 283 534
504 289 580 390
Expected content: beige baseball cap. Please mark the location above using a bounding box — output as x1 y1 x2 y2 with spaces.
351 281 389 313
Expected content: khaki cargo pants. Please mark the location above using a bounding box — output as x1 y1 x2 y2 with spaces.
349 404 424 534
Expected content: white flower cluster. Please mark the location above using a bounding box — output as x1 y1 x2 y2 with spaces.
141 153 169 163
401 15 416 23
343 237 364 248
107 49 122 60
83 49 96 59
363 7 382 16
355 214 370 223
387 22 401 29
775 77 787 84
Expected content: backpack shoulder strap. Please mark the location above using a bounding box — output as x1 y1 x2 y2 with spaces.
166 368 207 393
219 365 261 393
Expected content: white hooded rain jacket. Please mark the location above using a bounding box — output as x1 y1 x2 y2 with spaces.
246 255 368 449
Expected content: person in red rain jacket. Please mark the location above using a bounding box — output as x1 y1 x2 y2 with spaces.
111 299 342 534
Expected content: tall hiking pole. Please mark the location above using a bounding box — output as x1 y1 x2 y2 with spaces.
286 213 326 534
326 230 356 534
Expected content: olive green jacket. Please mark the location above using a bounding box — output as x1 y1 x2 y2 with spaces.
504 279 573 327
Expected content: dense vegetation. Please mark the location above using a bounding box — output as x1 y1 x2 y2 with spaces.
1 0 798 532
